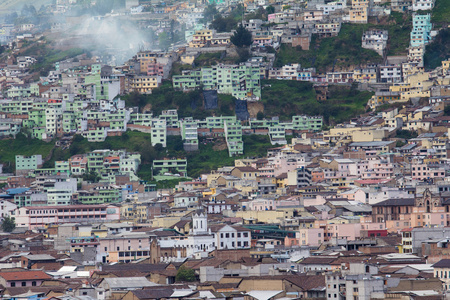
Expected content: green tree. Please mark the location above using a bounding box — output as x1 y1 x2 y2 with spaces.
265 5 275 14
82 170 101 183
1 216 15 233
175 266 196 282
211 15 238 32
202 4 218 24
158 32 171 51
256 111 264 120
230 24 252 47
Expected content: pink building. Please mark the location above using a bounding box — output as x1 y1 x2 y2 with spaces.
361 159 394 179
98 233 153 264
256 154 305 178
339 188 367 203
411 163 445 180
324 223 362 241
15 204 120 229
360 220 385 231
297 228 324 246
249 198 275 211
147 62 165 77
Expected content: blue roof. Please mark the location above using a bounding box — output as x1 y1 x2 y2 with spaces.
6 187 30 195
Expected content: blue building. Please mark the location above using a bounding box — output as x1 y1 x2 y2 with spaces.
410 14 432 47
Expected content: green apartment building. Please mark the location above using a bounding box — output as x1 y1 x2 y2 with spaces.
87 150 111 174
180 118 199 151
290 115 323 131
159 110 179 127
204 116 237 129
173 64 262 100
152 159 187 177
78 188 121 204
7 84 39 98
224 120 244 157
15 155 43 175
0 99 34 114
151 119 167 147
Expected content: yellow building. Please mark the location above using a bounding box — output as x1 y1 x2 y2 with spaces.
442 59 450 74
324 126 381 142
353 69 377 83
151 213 188 228
189 29 214 48
349 7 368 23
120 201 149 222
400 89 430 100
236 209 294 224
351 128 388 142
128 75 162 94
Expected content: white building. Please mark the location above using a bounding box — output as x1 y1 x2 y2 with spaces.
159 213 251 261
379 65 403 83
211 224 251 250
0 200 17 219
151 119 167 147
316 0 347 15
412 0 434 11
362 30 388 56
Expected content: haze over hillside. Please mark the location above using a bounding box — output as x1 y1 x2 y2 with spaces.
0 0 52 16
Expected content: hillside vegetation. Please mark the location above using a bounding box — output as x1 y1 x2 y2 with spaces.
123 82 236 119
0 131 275 180
274 12 412 72
431 0 450 28
261 80 373 124
424 28 450 70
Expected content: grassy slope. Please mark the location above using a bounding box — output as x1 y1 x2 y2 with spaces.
19 40 84 77
123 81 236 119
0 131 272 180
424 28 450 70
0 0 51 14
274 12 411 72
431 0 450 28
261 80 373 124
0 134 54 172
423 0 450 70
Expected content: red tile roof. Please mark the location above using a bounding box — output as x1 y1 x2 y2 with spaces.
0 270 51 281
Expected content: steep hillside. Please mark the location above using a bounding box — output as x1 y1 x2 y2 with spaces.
274 12 412 72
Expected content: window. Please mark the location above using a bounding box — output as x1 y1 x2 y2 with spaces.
22 282 26 287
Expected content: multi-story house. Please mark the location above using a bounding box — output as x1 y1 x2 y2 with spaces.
180 118 198 151
410 14 432 48
412 0 435 11
151 119 167 147
152 159 187 177
379 64 403 83
314 22 342 37
362 30 388 56
15 204 121 229
189 29 214 48
211 224 251 250
224 120 244 157
127 75 162 94
15 155 43 175
316 0 347 15
173 64 262 100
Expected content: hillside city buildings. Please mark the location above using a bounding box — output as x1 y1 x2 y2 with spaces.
0 0 448 299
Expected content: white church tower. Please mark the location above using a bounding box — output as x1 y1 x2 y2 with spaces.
192 212 208 235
